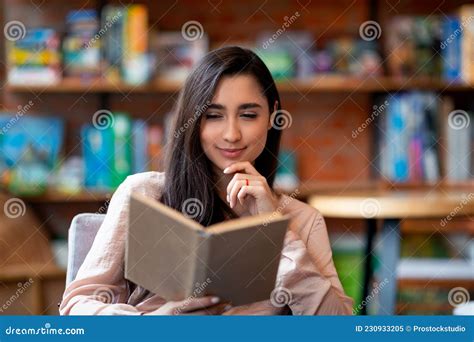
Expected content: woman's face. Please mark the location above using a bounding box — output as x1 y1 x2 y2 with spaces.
200 74 272 172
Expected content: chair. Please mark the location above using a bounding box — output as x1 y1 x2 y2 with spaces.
66 213 105 287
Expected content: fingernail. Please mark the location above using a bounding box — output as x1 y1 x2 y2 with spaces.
223 167 228 173
211 297 220 304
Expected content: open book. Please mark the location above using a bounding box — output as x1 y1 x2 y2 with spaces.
125 193 290 306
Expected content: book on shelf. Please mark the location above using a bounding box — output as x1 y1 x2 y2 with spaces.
0 113 64 195
385 16 442 79
376 92 441 183
125 193 290 306
151 31 208 82
331 234 365 313
459 5 474 84
62 9 101 78
81 112 132 190
81 113 165 191
7 28 61 85
440 5 474 84
397 258 474 280
439 96 473 182
132 119 148 174
101 4 151 85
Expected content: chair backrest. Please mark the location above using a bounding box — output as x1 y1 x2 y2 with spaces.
66 213 106 287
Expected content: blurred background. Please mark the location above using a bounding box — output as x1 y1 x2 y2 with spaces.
0 0 473 316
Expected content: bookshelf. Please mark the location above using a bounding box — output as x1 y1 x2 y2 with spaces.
1 0 473 316
6 75 474 94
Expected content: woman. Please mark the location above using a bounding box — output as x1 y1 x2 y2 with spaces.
60 46 353 315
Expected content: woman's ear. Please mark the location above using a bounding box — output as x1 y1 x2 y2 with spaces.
268 100 279 130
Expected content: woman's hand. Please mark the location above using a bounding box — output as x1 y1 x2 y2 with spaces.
143 296 231 315
224 161 279 215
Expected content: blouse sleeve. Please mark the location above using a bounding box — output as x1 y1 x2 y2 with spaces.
275 204 354 315
59 174 163 315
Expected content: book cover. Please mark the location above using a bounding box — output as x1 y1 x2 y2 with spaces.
132 119 148 173
111 113 133 187
441 17 462 82
125 193 290 306
81 124 114 190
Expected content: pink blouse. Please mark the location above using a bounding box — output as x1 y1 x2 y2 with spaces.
59 171 353 315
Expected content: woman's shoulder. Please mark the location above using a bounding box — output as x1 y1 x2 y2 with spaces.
116 171 166 200
277 192 326 241
277 192 322 219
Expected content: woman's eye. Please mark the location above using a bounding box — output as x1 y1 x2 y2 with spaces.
205 113 222 119
241 113 257 119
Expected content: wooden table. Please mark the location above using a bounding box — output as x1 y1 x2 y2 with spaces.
308 189 474 315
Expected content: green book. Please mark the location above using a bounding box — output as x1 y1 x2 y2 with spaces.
112 112 133 187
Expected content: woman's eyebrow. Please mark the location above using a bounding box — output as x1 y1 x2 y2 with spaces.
207 103 226 110
238 103 262 110
207 103 262 110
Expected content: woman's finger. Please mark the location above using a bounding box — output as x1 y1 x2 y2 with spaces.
187 303 231 315
174 296 220 313
226 174 262 204
223 161 259 176
237 185 264 206
228 179 246 208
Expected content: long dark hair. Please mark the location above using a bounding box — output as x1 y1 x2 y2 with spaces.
160 46 282 226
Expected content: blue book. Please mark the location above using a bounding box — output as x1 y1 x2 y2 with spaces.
0 113 64 168
388 94 409 181
132 119 148 173
81 124 114 190
441 17 462 82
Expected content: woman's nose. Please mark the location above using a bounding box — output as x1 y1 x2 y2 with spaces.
223 120 242 142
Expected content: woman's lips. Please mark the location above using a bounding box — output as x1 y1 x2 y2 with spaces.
217 147 246 159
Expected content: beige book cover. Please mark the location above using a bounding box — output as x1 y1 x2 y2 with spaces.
125 193 290 306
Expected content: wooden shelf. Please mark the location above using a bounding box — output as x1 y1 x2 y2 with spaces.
6 75 474 94
15 179 474 204
5 77 183 94
0 264 65 282
22 189 112 203
398 278 474 288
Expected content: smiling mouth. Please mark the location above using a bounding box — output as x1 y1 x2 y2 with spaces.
217 147 246 152
217 146 247 158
